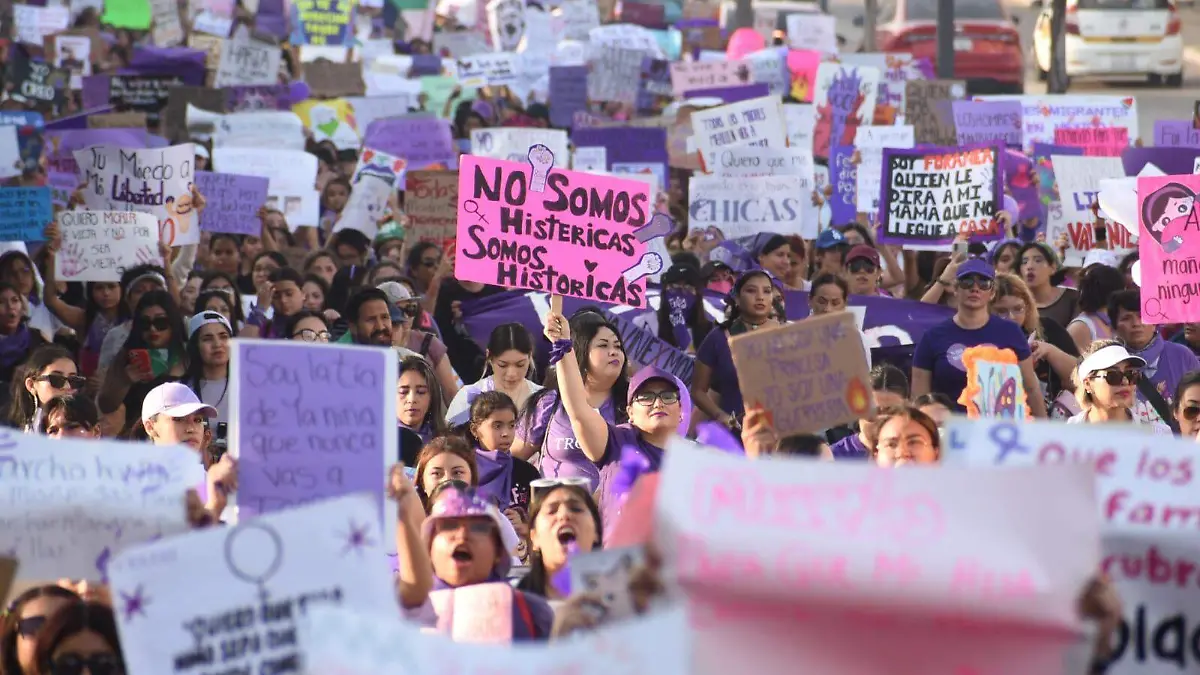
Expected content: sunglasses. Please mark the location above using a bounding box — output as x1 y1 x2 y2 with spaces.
530 477 590 496
16 616 45 638
36 374 86 390
140 316 171 332
292 329 331 342
1090 369 1141 385
846 260 878 274
1180 405 1200 422
398 304 420 318
50 654 123 675
956 277 994 291
632 390 681 407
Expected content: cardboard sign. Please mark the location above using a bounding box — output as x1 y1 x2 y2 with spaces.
88 111 148 129
405 170 458 244
214 36 283 87
1054 126 1129 158
304 59 366 98
108 495 396 675
944 418 1200 674
427 583 514 643
657 439 1101 675
905 80 964 146
455 154 660 309
195 171 271 236
688 174 807 239
878 146 1001 247
230 341 397 528
0 187 53 241
0 436 202 581
669 59 751 96
688 95 787 170
728 312 873 435
73 143 199 247
1137 173 1200 324
56 211 161 282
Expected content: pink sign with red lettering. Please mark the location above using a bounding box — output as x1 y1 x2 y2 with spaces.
1054 126 1129 157
1137 173 1200 324
656 440 1100 675
456 150 671 309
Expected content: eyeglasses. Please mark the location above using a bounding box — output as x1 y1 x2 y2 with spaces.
433 518 495 536
1090 369 1141 385
50 654 124 675
956 277 994 291
16 616 46 638
1179 405 1200 422
140 316 171 332
847 260 878 274
292 329 331 342
530 477 590 496
631 390 681 407
36 374 86 390
992 306 1025 320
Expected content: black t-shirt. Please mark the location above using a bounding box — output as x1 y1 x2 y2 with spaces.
433 279 505 385
1036 317 1078 400
509 457 542 513
399 426 425 467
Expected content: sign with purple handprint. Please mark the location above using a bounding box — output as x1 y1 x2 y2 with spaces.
56 210 162 282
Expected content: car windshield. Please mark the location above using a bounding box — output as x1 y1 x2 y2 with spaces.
1077 0 1169 8
905 0 1005 20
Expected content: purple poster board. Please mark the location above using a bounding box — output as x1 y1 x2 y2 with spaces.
683 82 769 103
362 116 456 169
44 128 149 174
1153 120 1200 148
952 99 1022 148
828 144 858 225
571 127 669 188
196 171 271 235
233 341 395 520
1122 146 1200 177
549 66 588 130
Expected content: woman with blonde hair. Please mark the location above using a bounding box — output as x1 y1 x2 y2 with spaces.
990 273 1079 417
1069 339 1170 433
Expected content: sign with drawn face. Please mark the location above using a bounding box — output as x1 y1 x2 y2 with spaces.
1137 173 1200 324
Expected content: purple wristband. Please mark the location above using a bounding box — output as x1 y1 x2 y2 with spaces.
548 339 573 366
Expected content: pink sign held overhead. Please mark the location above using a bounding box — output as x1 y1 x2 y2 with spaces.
456 151 667 309
1053 126 1128 157
1137 174 1200 325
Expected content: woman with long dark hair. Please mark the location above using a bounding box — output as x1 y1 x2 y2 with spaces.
398 355 448 447
182 311 231 425
511 312 630 492
0 282 46 391
692 269 781 431
41 226 127 378
29 601 124 675
7 345 82 432
98 290 187 434
632 263 712 354
515 483 602 605
446 322 542 427
0 585 79 675
1067 264 1125 353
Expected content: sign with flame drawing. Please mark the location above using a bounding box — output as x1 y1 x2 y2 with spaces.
958 345 1029 420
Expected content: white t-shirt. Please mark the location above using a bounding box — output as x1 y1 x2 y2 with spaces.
1066 409 1172 435
198 378 230 426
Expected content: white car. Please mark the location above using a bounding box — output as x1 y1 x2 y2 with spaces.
1031 0 1184 86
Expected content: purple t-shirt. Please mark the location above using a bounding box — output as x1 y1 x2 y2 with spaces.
830 433 869 460
1134 335 1200 404
595 423 664 533
517 391 616 493
913 315 1032 410
696 329 742 417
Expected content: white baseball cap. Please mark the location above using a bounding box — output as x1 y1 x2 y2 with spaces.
1082 249 1119 269
141 382 218 423
187 310 232 339
1077 345 1146 381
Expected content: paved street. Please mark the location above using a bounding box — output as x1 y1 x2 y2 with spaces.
827 0 1200 141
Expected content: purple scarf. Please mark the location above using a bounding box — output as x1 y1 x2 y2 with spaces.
663 288 695 349
475 448 514 509
0 324 33 369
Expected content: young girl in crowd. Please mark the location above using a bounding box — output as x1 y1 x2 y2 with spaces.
829 364 909 459
446 323 542 427
7 345 82 432
516 483 603 604
1019 242 1078 328
0 282 47 386
398 355 447 450
98 290 187 434
1 585 79 675
414 435 478 504
513 312 629 490
38 394 102 439
1066 264 1124 353
461 391 540 511
183 311 232 425
869 405 942 467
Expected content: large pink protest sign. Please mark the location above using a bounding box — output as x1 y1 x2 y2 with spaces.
455 152 669 309
1137 174 1200 325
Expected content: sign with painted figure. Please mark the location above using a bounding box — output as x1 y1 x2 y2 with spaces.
1137 173 1200 325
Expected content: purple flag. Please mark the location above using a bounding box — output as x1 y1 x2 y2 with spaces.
44 128 149 174
682 83 769 103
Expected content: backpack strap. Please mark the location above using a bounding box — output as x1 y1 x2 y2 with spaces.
512 589 538 639
419 332 434 357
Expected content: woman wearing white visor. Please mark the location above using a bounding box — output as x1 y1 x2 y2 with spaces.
1069 341 1171 434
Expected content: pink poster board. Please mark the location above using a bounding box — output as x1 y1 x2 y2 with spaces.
1054 126 1128 158
1137 174 1200 325
455 152 669 309
428 583 514 643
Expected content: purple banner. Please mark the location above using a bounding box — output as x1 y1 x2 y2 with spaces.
549 66 588 130
571 127 668 172
127 46 208 84
362 116 456 169
829 144 858 225
411 55 443 76
1153 120 1200 148
196 171 271 235
44 128 149 174
1121 146 1200 177
952 99 1022 148
682 82 770 103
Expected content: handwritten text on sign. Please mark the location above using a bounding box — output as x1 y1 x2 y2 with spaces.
56 211 161 283
879 146 1000 246
0 186 52 241
455 154 657 308
0 436 202 581
1137 173 1200 325
232 342 396 521
108 495 396 675
195 171 270 236
943 418 1200 673
73 143 198 247
728 311 873 436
